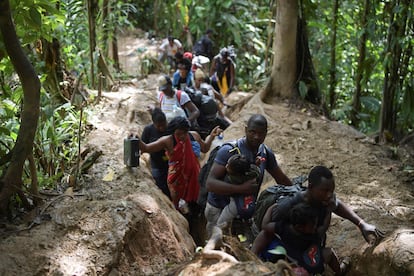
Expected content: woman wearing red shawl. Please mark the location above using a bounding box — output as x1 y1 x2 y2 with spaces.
139 116 222 211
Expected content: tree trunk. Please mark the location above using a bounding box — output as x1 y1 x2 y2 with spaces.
101 0 110 58
112 28 120 72
328 0 339 111
350 0 370 128
0 0 40 216
380 1 408 141
261 0 298 102
296 14 320 104
87 0 98 88
264 3 277 72
41 38 66 103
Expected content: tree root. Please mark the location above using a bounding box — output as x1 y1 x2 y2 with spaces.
202 225 239 263
0 194 74 237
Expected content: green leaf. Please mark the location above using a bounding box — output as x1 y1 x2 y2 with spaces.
29 6 42 28
223 0 232 9
0 126 10 136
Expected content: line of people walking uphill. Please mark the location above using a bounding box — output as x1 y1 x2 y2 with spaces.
133 28 385 275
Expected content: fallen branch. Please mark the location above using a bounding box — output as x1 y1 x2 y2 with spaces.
39 190 86 197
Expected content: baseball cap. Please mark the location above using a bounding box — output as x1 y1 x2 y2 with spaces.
158 75 171 91
183 52 193 60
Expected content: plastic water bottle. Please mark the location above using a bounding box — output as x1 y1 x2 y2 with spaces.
172 104 185 119
212 133 224 149
172 105 179 117
178 199 189 214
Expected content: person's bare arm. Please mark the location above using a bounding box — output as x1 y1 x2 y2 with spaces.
191 126 221 153
139 135 171 154
183 101 200 123
267 166 292 186
228 62 235 92
251 223 275 255
212 88 224 103
206 163 257 195
209 58 216 77
334 200 385 244
261 202 278 230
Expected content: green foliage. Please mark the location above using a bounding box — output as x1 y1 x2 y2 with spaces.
298 81 308 99
140 55 163 76
0 99 20 154
7 0 64 43
60 0 89 75
35 98 87 187
307 0 413 136
0 82 84 189
188 0 272 90
99 1 137 44
131 0 272 90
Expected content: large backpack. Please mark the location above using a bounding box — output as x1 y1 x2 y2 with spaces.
184 87 217 118
184 87 218 137
197 141 239 209
253 176 308 230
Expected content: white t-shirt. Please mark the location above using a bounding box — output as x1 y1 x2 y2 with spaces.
200 83 215 98
159 39 182 57
159 90 191 122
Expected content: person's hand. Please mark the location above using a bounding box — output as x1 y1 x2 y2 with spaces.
190 119 200 130
210 126 222 137
238 179 259 195
146 105 154 113
127 133 140 138
359 220 385 245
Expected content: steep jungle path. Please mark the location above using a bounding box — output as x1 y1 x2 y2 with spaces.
0 30 412 275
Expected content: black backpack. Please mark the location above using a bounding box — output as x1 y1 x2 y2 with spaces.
193 39 205 56
184 87 218 122
197 141 238 209
253 175 308 230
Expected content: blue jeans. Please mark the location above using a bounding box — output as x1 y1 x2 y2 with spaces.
151 167 170 199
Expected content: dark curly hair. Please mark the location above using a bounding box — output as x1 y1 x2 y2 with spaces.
308 166 333 188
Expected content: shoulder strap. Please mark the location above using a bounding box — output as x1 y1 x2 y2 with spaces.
176 90 182 103
225 139 240 155
159 90 182 107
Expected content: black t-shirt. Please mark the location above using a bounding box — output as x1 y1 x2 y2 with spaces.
201 35 213 60
271 192 337 226
275 220 325 274
141 124 168 170
271 193 325 227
